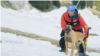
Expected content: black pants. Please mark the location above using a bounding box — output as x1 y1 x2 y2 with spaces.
59 28 84 53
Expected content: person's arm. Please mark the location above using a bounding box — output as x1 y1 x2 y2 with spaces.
79 14 88 37
61 14 66 31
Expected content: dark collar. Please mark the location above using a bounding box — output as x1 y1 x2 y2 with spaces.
74 11 79 19
68 11 79 19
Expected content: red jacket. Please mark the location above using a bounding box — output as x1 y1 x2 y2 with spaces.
61 10 88 37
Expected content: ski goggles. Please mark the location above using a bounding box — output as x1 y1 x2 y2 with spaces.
68 10 75 12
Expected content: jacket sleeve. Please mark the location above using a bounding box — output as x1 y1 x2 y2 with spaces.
79 15 88 37
61 14 66 31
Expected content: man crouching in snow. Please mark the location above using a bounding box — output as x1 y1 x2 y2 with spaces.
59 4 88 55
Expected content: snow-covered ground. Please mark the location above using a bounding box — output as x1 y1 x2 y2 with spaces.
1 32 100 56
1 5 100 56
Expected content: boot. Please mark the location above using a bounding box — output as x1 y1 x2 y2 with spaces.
59 48 66 52
78 52 89 56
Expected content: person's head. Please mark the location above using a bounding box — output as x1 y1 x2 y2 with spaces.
68 4 75 16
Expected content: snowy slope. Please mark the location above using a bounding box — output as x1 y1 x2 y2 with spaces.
78 9 100 35
1 6 100 39
1 5 100 50
1 32 100 56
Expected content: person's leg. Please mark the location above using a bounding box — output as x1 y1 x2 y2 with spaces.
79 43 84 53
74 28 84 53
59 30 65 51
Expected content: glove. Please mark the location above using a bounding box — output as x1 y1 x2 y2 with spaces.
84 37 88 45
83 37 87 41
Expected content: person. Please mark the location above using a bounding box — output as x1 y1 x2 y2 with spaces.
59 4 88 54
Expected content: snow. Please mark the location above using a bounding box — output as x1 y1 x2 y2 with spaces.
1 5 100 56
78 9 100 35
1 32 100 56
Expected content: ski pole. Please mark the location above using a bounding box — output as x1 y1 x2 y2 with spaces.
75 0 80 9
84 25 92 55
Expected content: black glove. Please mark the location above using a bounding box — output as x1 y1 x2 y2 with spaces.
83 37 87 41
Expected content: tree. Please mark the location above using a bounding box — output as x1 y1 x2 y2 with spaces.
80 1 86 9
29 1 61 11
86 1 93 8
29 1 51 11
96 1 100 11
72 1 86 9
53 1 60 8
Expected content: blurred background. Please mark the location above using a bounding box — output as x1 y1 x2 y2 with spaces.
1 0 100 56
1 0 100 17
